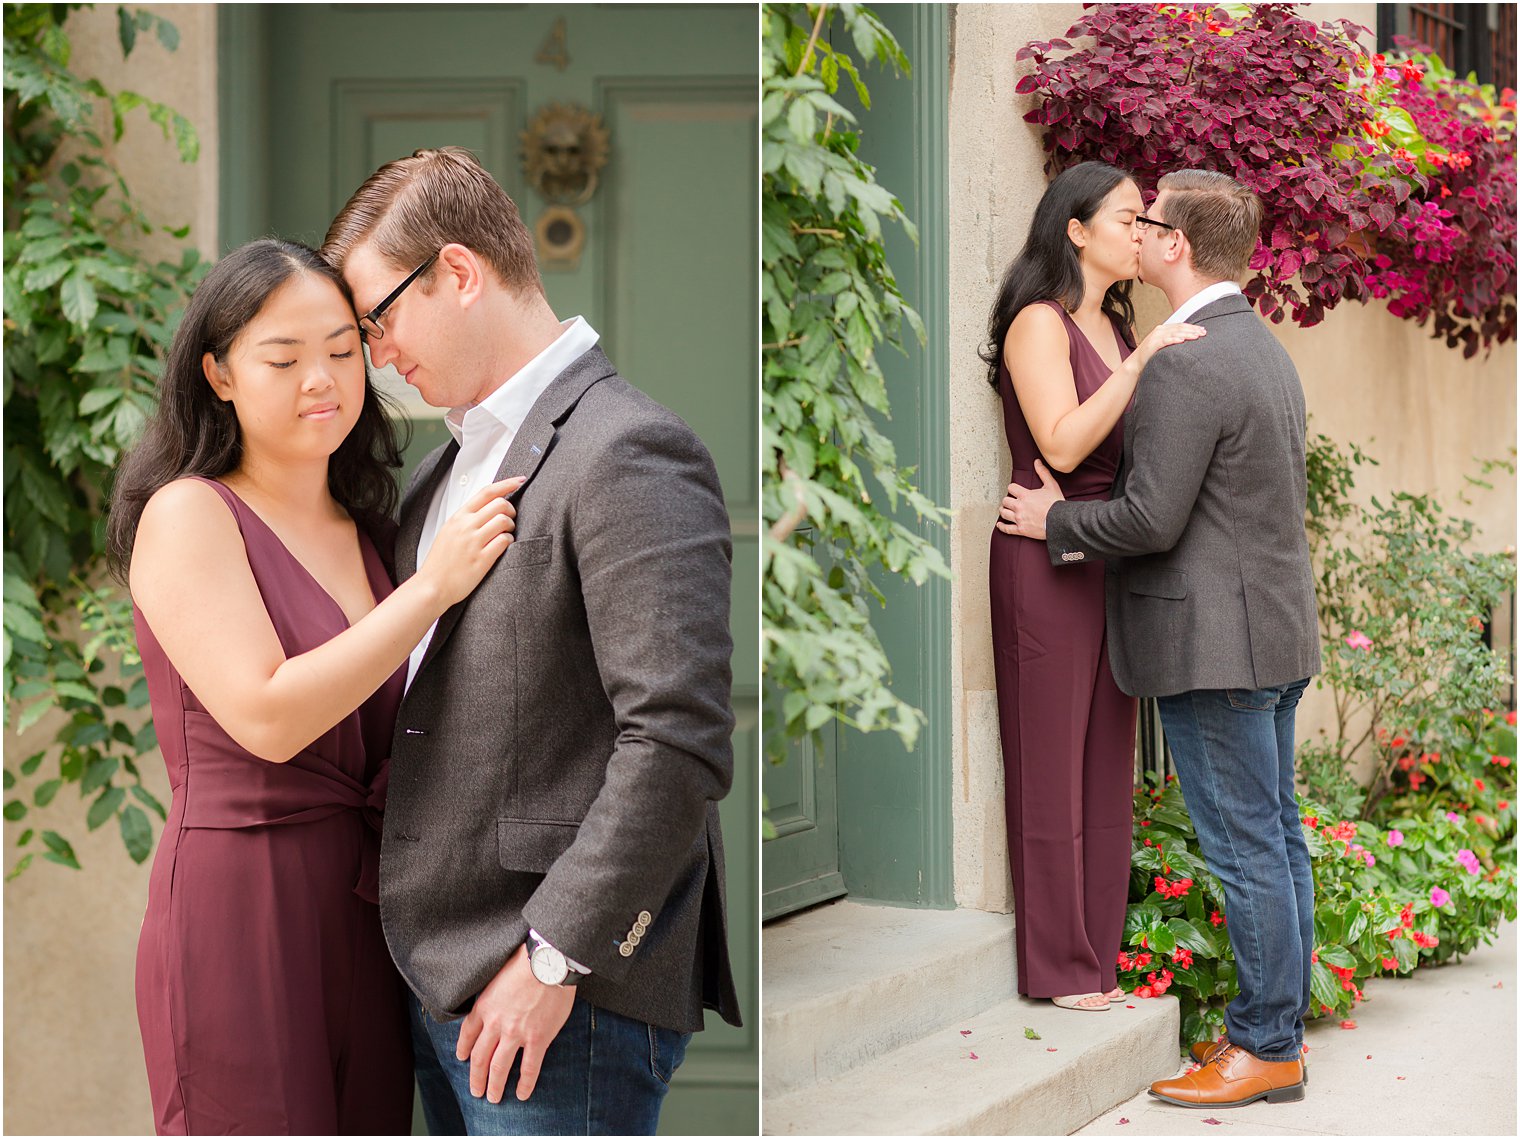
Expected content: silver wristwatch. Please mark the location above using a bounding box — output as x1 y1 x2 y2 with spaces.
526 931 580 987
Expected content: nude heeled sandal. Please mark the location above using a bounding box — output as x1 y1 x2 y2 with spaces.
1051 993 1110 1011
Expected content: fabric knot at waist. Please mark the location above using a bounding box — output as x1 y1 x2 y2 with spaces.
180 750 390 903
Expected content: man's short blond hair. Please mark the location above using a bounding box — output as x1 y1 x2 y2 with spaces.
1157 169 1263 280
322 146 542 296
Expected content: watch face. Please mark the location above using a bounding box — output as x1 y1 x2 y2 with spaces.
530 944 569 986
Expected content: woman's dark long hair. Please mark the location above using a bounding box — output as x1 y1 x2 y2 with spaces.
980 161 1139 389
107 239 407 580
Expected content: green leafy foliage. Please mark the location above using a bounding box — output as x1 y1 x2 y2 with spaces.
3 4 205 875
762 3 950 775
1303 433 1515 819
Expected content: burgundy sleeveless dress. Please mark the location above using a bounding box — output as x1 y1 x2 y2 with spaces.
133 478 412 1134
989 301 1139 999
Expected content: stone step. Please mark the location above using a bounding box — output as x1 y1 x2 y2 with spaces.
764 988 1182 1136
762 900 1020 1098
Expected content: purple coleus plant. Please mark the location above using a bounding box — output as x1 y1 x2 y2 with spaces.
1017 3 1516 355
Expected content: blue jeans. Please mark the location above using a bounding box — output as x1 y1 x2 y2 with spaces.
409 993 690 1135
1156 678 1314 1062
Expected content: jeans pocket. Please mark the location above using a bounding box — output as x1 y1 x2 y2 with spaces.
647 1024 692 1085
1226 686 1278 711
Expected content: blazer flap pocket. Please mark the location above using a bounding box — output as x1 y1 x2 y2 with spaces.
503 536 552 567
498 818 579 873
1128 568 1189 599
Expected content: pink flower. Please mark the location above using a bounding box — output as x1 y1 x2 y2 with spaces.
1363 851 1376 868
1387 829 1404 847
1456 849 1481 875
1345 630 1373 651
1430 886 1451 907
1446 811 1462 824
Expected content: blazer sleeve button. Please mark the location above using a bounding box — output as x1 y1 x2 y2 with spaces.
638 910 652 925
618 941 635 957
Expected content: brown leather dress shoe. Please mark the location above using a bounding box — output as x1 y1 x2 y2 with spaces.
1150 1043 1305 1108
1188 1034 1308 1084
1188 1036 1225 1063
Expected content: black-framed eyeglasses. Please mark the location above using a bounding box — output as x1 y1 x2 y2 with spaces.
357 251 439 340
1135 215 1179 234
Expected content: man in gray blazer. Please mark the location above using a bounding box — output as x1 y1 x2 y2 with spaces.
322 147 740 1135
1000 170 1320 1109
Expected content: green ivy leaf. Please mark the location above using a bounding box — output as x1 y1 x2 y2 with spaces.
85 785 125 831
130 783 167 821
80 755 119 796
119 804 152 863
118 6 138 56
59 268 99 329
6 853 35 880
33 779 62 807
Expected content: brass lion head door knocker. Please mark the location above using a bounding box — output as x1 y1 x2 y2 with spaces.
521 102 610 270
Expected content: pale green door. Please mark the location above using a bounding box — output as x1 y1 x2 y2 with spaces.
761 528 846 919
219 6 758 1133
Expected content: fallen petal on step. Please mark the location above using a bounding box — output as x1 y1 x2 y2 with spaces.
968 1052 979 1060
1341 1019 1358 1029
960 1030 972 1036
1202 1118 1222 1125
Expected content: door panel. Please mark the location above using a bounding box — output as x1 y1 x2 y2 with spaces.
224 6 757 1133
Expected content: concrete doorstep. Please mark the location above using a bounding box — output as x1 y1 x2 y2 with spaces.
763 900 1182 1135
1076 920 1519 1137
764 988 1181 1135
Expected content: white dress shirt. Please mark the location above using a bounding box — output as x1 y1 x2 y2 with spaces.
405 316 600 692
1166 279 1243 325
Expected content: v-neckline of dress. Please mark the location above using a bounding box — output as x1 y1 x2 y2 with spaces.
1063 308 1128 375
208 479 383 631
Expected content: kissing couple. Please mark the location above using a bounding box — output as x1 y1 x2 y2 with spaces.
988 162 1321 1109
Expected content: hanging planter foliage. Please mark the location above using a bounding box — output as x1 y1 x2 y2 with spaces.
1017 3 1516 357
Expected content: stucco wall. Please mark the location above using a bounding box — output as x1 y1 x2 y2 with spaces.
3 7 218 1135
948 3 1517 911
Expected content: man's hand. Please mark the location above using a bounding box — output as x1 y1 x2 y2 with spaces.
995 459 1065 540
456 943 576 1103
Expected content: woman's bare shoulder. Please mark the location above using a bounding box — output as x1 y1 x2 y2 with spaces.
132 478 242 582
1006 301 1069 347
1005 301 1071 360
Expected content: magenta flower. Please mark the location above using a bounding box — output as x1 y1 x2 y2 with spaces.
1344 630 1374 651
1430 886 1452 907
1446 811 1462 824
1456 849 1481 875
1363 851 1376 868
1387 829 1405 847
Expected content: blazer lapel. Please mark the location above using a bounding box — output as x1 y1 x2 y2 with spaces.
410 345 619 679
395 440 459 583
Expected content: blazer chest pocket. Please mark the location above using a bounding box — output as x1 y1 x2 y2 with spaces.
1128 568 1189 600
502 536 552 568
498 818 579 873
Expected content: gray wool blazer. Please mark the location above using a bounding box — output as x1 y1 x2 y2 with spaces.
1044 293 1321 698
379 345 742 1035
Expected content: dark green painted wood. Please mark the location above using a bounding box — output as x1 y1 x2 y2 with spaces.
761 516 846 919
832 4 954 908
218 7 757 1133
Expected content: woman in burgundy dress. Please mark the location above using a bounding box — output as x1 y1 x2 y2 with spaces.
981 163 1205 1012
107 239 521 1133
